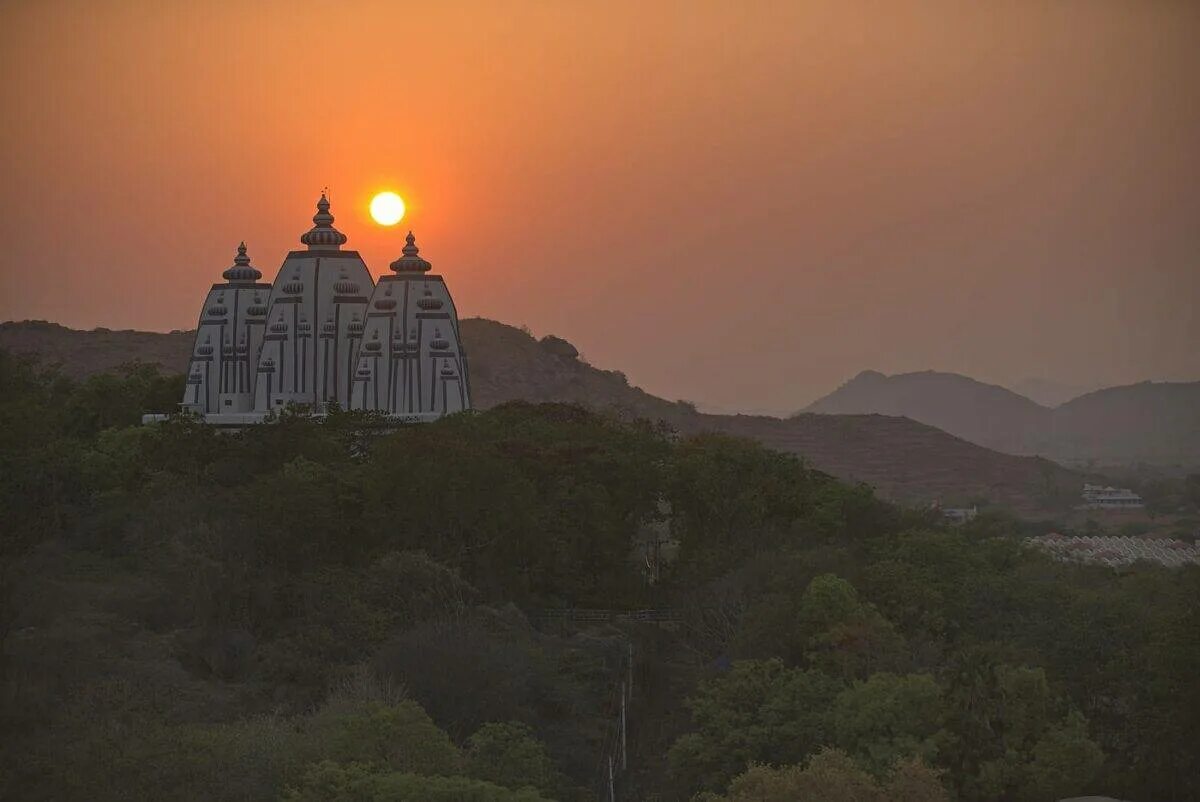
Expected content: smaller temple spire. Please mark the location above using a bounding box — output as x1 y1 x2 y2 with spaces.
300 191 348 250
222 241 263 283
390 231 432 273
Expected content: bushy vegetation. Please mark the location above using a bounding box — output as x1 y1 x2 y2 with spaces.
1 351 1197 800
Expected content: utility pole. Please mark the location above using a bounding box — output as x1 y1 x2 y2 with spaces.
627 642 633 700
620 684 628 771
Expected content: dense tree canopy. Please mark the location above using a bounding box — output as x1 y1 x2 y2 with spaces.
1 353 1197 801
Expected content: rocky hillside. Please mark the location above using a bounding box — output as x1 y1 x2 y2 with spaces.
1 319 1086 513
706 412 1080 514
0 320 195 379
804 369 1200 468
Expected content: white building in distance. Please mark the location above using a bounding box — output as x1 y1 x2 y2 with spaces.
176 194 470 425
1080 484 1144 510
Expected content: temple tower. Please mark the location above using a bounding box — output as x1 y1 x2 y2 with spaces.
350 232 471 416
253 194 375 412
182 243 271 414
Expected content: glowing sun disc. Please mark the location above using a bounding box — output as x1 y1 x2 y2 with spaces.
370 191 406 226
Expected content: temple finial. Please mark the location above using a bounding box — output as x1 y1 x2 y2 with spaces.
301 190 347 250
223 241 261 282
391 230 431 273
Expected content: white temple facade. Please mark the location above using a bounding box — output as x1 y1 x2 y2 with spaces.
252 194 373 413
182 243 272 415
349 233 470 415
172 194 470 425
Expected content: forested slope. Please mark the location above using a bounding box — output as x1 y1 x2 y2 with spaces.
1 353 1197 801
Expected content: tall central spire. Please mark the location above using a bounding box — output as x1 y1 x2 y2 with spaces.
299 192 348 251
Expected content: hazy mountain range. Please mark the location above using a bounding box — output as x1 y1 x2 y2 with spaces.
804 370 1200 468
1007 378 1103 408
1 319 1093 515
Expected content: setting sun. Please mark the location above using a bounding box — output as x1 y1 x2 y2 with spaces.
369 191 405 226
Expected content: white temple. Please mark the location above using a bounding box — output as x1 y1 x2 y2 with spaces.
175 194 470 425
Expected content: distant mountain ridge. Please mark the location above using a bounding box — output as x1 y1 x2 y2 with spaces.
1009 377 1101 408
1 319 1090 514
805 370 1047 455
804 369 1200 467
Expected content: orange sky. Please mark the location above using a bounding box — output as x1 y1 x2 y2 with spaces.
1 0 1197 411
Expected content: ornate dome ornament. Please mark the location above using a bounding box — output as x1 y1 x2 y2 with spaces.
236 334 248 354
389 231 432 273
321 312 337 336
187 370 203 385
416 287 443 310
297 315 312 334
283 280 305 295
222 337 234 356
355 360 372 379
222 241 263 283
259 356 276 372
196 334 213 356
299 192 348 250
374 282 397 310
247 293 267 316
364 330 382 352
334 268 360 295
430 327 449 350
270 314 288 334
347 312 364 336
440 359 455 377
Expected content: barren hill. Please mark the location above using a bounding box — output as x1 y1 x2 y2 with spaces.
1 319 1085 513
0 320 195 379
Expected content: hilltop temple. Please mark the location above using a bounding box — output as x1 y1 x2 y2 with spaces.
178 194 470 424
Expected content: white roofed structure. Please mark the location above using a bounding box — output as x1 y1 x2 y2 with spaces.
183 242 272 415
170 193 471 426
253 193 374 412
350 232 471 415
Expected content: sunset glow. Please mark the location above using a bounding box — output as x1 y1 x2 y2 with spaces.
0 2 1196 410
369 191 406 226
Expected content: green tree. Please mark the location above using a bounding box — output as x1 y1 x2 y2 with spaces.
797 574 907 680
668 433 814 574
465 722 565 798
941 658 1103 801
832 673 944 776
667 659 843 795
310 700 463 777
701 748 947 802
283 761 552 802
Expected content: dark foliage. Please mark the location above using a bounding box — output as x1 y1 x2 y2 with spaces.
0 353 1196 801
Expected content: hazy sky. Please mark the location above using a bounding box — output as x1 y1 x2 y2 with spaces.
1 1 1197 412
